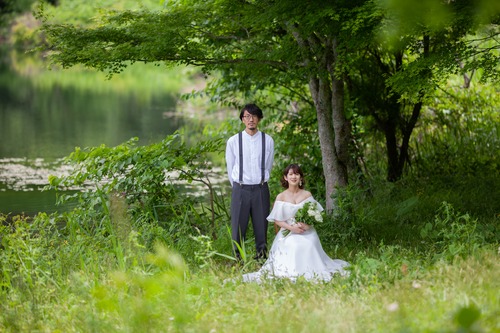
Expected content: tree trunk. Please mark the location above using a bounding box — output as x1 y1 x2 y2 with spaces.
330 37 350 188
383 114 400 182
289 29 350 211
309 77 340 211
379 101 422 181
308 43 349 211
397 101 422 175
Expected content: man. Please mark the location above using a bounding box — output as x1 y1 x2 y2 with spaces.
225 103 274 261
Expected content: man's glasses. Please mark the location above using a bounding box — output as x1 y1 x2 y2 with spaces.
242 114 258 120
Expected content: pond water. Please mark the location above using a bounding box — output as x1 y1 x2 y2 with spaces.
0 65 203 216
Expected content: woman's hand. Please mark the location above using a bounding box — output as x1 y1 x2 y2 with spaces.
297 222 310 231
275 220 308 236
291 223 306 234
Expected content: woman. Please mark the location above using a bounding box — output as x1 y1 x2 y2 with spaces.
243 164 349 283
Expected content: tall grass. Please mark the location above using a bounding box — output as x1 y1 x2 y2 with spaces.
0 206 497 332
1 170 498 332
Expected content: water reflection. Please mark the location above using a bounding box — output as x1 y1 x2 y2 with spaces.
0 73 183 159
0 157 78 215
0 67 190 215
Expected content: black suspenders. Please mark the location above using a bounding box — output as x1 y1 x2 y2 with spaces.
238 131 266 184
261 132 265 184
239 132 243 183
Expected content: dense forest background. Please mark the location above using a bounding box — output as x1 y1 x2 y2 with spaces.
0 1 499 332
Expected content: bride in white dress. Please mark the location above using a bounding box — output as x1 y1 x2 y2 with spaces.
243 164 349 283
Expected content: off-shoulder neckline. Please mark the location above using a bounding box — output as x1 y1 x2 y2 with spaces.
275 196 313 205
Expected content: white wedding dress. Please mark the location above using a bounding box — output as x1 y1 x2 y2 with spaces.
242 196 349 283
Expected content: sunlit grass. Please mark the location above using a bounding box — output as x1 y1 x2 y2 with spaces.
1 242 496 332
0 206 497 332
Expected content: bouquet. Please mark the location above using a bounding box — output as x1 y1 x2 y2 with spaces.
282 201 324 237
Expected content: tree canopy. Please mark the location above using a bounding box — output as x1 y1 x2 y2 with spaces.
38 0 499 210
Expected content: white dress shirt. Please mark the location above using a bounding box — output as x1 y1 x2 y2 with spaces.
226 130 274 186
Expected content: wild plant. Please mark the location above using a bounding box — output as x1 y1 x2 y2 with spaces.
45 131 228 260
419 202 484 262
316 181 368 253
89 243 193 332
190 229 217 269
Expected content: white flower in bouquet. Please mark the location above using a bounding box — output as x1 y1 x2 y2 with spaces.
282 202 323 237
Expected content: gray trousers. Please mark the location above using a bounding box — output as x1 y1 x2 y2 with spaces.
230 182 270 257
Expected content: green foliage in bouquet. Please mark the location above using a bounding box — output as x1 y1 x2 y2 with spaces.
282 202 324 237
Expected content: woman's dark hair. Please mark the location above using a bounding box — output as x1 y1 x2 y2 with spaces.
280 164 305 189
239 103 264 120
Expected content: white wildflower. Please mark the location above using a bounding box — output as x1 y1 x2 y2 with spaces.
386 302 399 312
